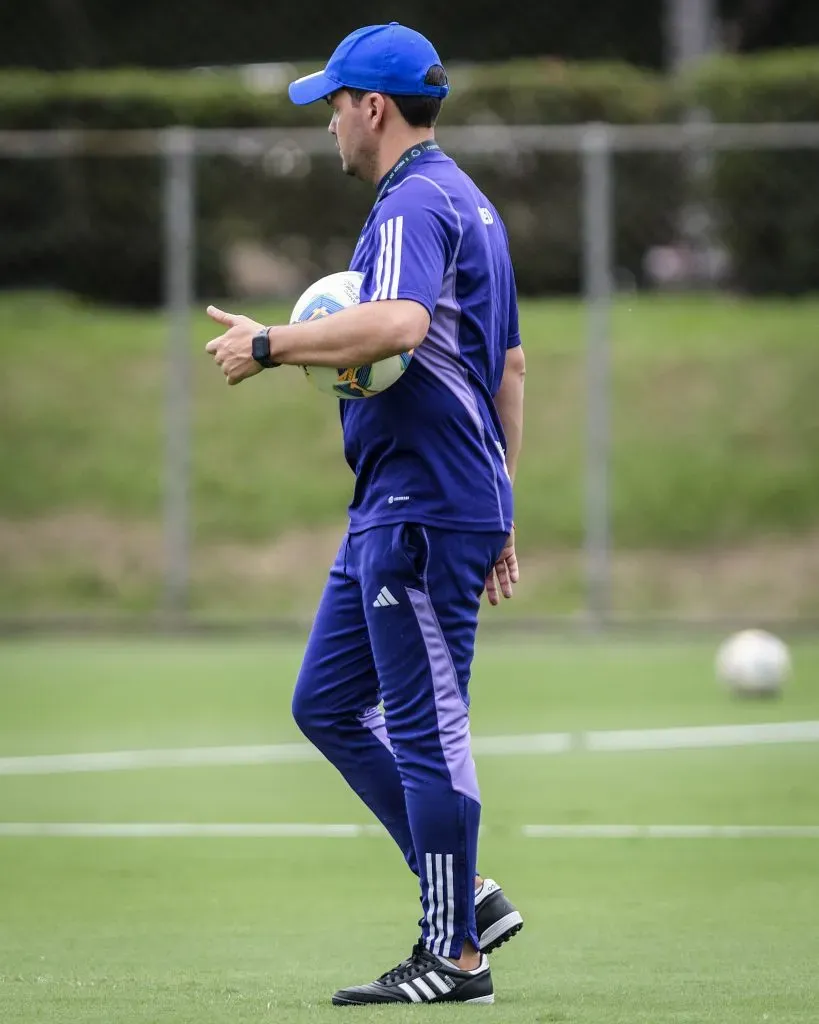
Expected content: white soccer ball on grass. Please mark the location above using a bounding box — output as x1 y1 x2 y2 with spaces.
715 629 791 697
289 270 413 399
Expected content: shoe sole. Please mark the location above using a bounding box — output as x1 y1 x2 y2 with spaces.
478 910 524 954
332 995 495 1006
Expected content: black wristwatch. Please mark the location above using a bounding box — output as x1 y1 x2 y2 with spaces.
251 327 280 369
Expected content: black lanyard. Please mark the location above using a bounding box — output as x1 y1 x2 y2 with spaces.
376 140 441 201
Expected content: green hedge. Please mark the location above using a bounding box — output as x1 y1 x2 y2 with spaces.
684 48 819 294
1 51 817 305
446 62 680 295
0 62 675 304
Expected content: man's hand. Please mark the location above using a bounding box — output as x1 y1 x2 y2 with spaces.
205 306 265 386
485 527 519 606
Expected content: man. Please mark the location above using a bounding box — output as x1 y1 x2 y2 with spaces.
206 22 526 1007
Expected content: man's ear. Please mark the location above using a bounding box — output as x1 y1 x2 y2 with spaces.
367 92 387 129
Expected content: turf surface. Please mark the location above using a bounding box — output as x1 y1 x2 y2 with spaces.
1 638 818 1021
2 291 819 617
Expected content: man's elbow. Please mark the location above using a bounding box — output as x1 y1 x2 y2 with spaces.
505 344 526 382
381 300 430 356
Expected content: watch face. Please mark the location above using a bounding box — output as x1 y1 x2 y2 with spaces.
252 330 270 363
252 330 278 368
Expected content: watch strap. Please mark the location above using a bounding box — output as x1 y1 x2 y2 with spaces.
251 327 279 368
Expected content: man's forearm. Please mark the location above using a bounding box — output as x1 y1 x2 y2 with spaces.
268 299 429 368
498 388 523 483
495 352 525 484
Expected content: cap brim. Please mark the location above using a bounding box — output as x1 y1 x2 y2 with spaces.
288 70 340 105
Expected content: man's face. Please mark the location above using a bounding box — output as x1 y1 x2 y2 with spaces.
327 90 376 180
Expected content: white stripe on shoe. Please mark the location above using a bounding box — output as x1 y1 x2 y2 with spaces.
426 971 450 995
413 978 437 1000
398 982 422 1003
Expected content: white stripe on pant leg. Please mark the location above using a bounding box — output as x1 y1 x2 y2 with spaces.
374 221 387 299
434 852 445 955
389 216 404 299
399 982 422 1003
425 852 437 950
443 853 455 958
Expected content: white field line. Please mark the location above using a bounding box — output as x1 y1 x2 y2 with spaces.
1 822 818 839
0 822 386 838
0 742 320 776
0 720 817 777
473 732 573 755
585 720 819 751
522 824 819 839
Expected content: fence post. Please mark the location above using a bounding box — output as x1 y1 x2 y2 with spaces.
581 123 613 629
161 126 195 616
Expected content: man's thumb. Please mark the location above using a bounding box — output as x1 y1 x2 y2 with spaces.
207 305 238 327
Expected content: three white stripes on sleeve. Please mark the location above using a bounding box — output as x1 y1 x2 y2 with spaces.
373 216 404 301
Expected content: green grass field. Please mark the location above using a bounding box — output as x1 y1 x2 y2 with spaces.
1 291 818 618
1 638 818 1022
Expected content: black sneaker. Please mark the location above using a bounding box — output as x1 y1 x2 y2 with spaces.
475 878 524 953
331 942 494 1005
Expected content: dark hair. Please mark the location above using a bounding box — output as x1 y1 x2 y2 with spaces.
346 65 447 128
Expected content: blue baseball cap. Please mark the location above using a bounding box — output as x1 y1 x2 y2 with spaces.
288 22 449 106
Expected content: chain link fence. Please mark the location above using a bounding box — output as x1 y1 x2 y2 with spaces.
1 122 818 630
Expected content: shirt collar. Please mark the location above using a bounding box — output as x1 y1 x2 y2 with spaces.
376 140 442 201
